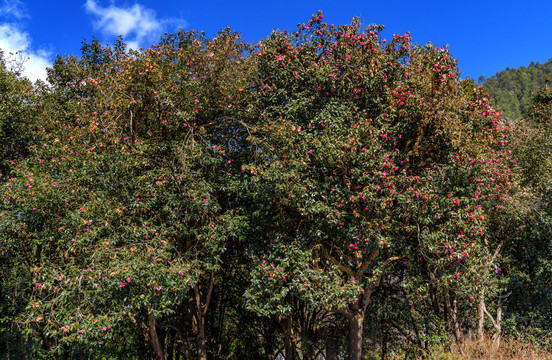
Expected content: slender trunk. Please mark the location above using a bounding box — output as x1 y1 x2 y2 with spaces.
191 292 207 360
430 285 440 317
149 310 166 360
165 328 175 360
477 290 485 341
216 281 225 359
451 298 462 342
492 292 508 349
181 334 192 360
381 311 388 360
443 289 449 334
348 309 364 360
481 292 507 349
492 303 502 349
190 272 216 360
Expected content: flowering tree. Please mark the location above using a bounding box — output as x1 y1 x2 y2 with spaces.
1 29 253 360
0 50 46 358
244 12 519 360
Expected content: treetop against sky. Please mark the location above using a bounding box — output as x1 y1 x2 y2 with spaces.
1 0 552 83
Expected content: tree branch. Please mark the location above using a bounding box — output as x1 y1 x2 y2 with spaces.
321 247 354 277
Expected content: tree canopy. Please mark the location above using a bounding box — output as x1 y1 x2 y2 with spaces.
1 12 551 360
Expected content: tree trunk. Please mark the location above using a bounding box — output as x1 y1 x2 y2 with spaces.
165 328 175 360
481 291 508 350
381 311 388 360
493 304 502 349
444 290 462 343
149 310 166 360
325 337 338 360
189 274 216 360
180 334 193 360
451 298 462 342
333 285 375 360
195 318 207 360
190 294 207 360
280 315 297 360
348 308 364 360
477 290 485 341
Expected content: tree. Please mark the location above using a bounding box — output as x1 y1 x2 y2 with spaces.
0 49 47 358
0 29 254 359
244 12 519 360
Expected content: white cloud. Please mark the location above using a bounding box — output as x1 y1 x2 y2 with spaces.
85 0 187 49
0 23 51 83
0 0 28 20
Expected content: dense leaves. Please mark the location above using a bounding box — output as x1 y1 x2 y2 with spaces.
1 12 551 360
481 58 552 120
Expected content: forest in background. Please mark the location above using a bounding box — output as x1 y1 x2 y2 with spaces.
1 12 552 360
481 58 552 120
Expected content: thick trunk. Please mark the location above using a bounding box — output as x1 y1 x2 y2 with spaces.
195 320 207 360
149 311 166 360
335 285 374 360
303 345 319 360
348 309 364 360
280 316 297 360
324 338 338 360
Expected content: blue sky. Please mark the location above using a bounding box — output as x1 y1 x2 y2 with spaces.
2 0 552 83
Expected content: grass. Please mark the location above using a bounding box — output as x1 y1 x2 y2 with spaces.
423 335 552 360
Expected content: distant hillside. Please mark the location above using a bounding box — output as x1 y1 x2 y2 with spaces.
480 58 552 120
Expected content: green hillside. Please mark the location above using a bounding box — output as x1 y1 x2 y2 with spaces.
481 59 552 120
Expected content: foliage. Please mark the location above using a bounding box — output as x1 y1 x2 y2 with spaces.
243 12 522 360
0 11 551 360
481 59 552 120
